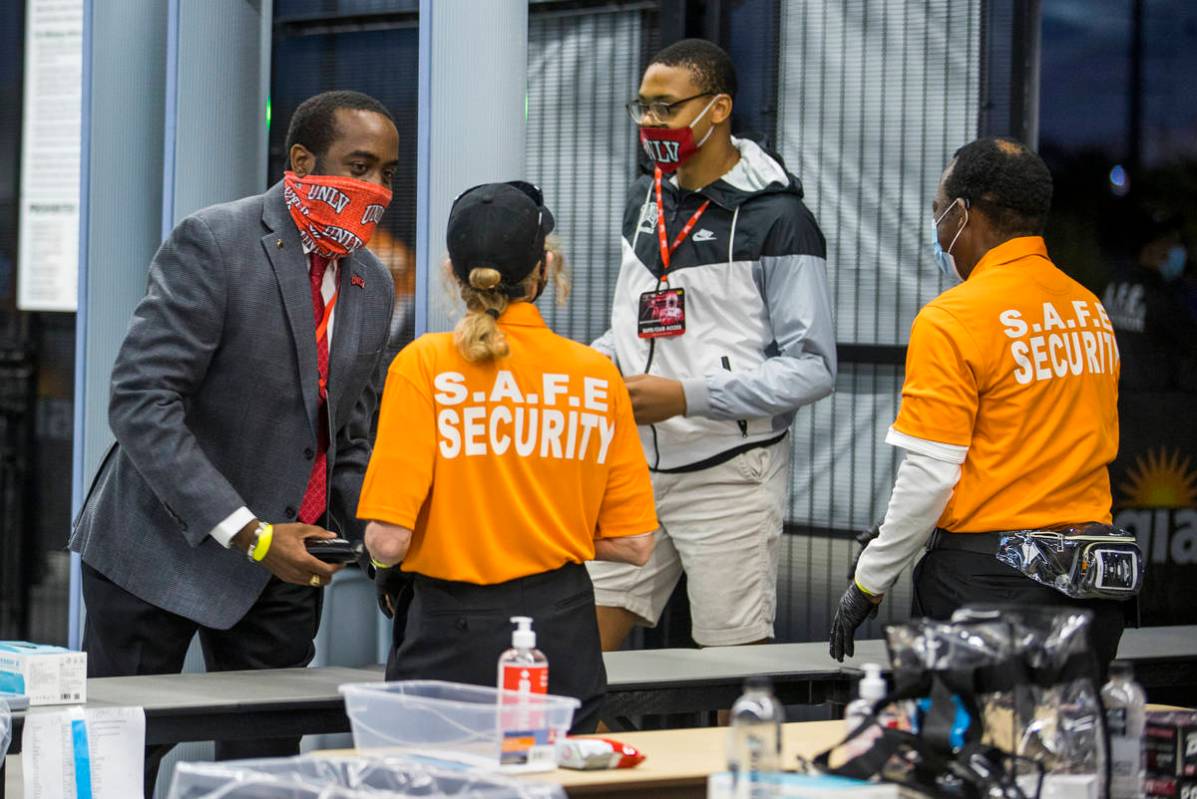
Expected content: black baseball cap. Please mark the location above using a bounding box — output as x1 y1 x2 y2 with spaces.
447 181 556 297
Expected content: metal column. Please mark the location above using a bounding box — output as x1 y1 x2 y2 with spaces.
69 0 272 649
416 0 528 334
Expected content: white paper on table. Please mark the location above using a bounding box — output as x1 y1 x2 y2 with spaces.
21 706 145 799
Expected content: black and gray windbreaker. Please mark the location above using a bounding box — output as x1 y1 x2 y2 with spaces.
595 137 837 472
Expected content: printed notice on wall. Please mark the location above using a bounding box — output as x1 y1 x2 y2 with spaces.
21 706 145 799
17 0 84 312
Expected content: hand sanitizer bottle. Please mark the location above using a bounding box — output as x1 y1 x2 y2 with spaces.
498 616 548 695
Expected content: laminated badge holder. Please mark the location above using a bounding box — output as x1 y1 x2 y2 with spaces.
636 167 710 340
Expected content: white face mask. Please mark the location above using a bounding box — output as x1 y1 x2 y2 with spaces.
932 198 969 282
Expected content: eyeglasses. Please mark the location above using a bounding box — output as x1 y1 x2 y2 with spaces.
625 93 714 124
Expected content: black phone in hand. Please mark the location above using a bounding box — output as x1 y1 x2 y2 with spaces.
304 537 362 564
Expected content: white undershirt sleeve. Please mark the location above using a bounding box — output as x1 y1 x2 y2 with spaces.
853 430 967 596
209 506 255 549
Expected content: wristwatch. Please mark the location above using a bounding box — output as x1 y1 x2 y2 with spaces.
245 521 273 562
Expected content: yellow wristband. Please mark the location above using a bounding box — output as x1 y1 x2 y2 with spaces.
370 557 392 571
251 523 274 562
855 577 879 598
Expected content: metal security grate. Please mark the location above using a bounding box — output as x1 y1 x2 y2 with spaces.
774 0 983 641
778 1 982 349
521 0 987 643
526 3 653 344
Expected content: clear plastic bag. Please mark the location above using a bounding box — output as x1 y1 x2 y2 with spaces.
0 697 10 763
951 605 1106 778
167 754 566 799
995 523 1143 600
886 614 1020 758
881 605 1106 796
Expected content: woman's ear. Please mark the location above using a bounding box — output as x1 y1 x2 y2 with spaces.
525 258 549 302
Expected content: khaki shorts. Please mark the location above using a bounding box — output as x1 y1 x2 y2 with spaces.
588 437 790 646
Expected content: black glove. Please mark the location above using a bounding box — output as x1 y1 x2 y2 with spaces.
356 549 411 620
372 562 412 619
829 582 879 662
847 524 882 584
371 564 409 621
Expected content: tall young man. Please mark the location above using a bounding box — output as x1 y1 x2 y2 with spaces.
590 40 836 649
71 90 399 794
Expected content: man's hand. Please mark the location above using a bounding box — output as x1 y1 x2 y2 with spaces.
232 521 343 587
624 375 686 425
829 583 882 662
363 521 415 619
373 566 411 619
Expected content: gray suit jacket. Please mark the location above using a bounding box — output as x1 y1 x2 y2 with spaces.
70 181 395 629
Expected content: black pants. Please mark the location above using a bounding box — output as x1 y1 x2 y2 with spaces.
912 549 1126 674
81 562 322 798
386 562 606 734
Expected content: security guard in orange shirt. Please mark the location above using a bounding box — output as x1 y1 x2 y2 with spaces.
358 182 658 732
831 138 1125 667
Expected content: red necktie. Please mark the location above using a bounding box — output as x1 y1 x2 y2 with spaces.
298 253 331 525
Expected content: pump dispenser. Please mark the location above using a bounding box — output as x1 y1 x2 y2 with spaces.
844 663 885 735
512 617 536 650
498 616 548 695
835 663 897 764
854 664 886 708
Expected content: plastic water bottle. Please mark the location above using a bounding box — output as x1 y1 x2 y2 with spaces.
1102 660 1146 799
726 676 784 796
497 616 548 695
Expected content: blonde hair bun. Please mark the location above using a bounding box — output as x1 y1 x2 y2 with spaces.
469 267 503 290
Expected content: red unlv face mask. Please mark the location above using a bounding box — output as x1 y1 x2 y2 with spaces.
638 96 718 174
283 171 393 259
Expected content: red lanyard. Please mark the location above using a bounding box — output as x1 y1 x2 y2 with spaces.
316 283 339 401
654 167 711 276
316 287 339 344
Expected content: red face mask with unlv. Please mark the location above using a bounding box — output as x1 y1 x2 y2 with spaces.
638 96 718 174
283 171 392 259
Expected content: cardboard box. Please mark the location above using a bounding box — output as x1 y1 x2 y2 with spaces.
1148 712 1197 778
1016 774 1099 799
708 772 907 798
1145 776 1197 798
0 641 86 706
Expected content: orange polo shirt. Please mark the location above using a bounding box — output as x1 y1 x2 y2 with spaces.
893 236 1120 532
357 302 658 584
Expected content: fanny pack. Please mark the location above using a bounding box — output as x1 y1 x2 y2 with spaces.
995 523 1143 601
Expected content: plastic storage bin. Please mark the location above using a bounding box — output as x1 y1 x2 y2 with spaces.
168 754 565 799
339 680 579 772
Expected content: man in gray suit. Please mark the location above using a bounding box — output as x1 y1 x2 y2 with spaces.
70 90 399 793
